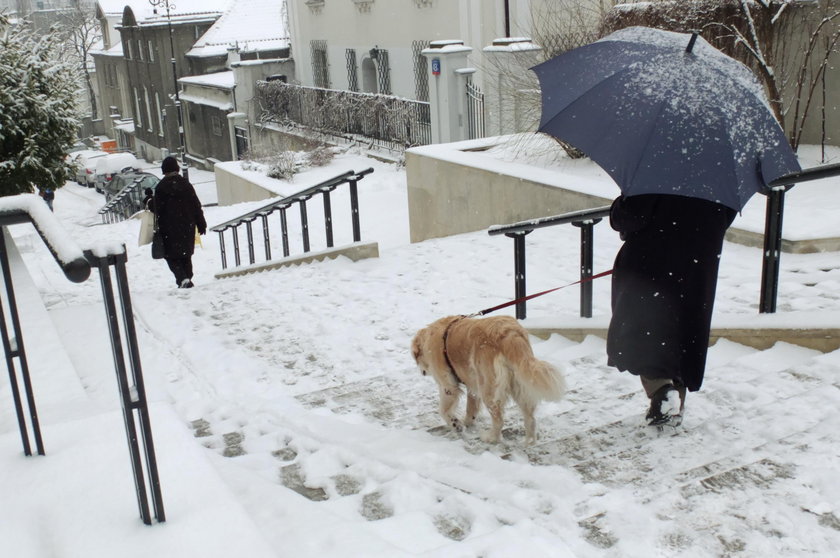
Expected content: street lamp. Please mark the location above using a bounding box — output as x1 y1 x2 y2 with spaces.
149 0 189 181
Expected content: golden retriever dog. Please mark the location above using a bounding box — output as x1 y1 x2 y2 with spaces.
411 315 566 445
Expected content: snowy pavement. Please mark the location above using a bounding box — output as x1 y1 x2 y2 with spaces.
3 150 840 557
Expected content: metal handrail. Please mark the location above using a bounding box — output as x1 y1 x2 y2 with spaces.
210 168 374 270
490 162 840 319
0 200 91 283
768 161 840 188
488 205 612 319
0 197 164 524
760 162 840 312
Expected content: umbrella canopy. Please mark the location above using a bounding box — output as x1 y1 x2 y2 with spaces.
531 26 800 211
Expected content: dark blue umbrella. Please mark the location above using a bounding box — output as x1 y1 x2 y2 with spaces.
531 26 800 211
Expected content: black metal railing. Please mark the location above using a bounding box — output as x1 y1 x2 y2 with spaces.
761 161 840 312
0 197 164 525
99 181 148 223
488 206 611 319
210 168 374 270
489 162 840 319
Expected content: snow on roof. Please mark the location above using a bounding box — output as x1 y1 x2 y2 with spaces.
91 40 124 57
180 71 235 88
178 93 234 111
187 0 289 58
98 0 232 23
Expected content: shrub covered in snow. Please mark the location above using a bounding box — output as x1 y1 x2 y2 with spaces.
0 14 80 195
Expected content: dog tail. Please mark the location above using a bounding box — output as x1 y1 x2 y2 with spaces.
519 357 567 402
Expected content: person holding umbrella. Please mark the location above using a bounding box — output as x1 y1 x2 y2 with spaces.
154 156 206 288
531 27 801 426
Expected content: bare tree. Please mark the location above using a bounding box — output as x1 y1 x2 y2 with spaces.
52 0 102 121
603 0 840 152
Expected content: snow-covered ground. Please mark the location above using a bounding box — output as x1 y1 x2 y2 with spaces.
2 146 840 557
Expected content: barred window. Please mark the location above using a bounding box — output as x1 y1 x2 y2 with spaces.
346 49 358 92
311 40 330 88
412 40 430 102
375 48 391 95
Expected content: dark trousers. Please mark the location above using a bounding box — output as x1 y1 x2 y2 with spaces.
166 257 193 285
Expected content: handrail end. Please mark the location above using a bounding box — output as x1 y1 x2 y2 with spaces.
63 256 92 283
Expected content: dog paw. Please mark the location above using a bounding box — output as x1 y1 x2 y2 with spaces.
480 431 500 444
449 417 463 432
524 435 537 446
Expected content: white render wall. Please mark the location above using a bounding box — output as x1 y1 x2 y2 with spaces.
285 0 546 99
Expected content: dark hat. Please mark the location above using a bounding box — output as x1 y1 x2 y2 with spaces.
161 156 179 174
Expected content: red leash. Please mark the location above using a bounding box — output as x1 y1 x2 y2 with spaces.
468 269 614 318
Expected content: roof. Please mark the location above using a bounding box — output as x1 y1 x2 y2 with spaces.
187 0 289 58
98 0 232 24
180 71 235 88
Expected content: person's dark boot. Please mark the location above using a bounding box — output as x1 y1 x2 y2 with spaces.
646 384 683 426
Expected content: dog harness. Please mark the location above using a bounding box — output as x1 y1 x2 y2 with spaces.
442 316 465 385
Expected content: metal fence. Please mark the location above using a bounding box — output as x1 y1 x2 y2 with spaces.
466 78 486 140
255 81 432 152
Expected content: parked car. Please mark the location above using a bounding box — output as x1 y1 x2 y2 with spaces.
69 149 108 186
93 152 140 193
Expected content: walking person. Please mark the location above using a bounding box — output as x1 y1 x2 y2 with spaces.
153 156 206 288
606 194 736 426
41 188 55 211
142 187 154 211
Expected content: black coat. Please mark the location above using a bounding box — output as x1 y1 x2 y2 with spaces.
154 174 206 258
606 194 736 392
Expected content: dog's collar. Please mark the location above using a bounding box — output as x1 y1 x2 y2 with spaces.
442 315 466 384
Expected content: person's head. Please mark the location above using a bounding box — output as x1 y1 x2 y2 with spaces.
144 188 153 196
161 156 179 175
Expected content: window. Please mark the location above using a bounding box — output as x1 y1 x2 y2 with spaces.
155 93 164 136
211 115 223 136
345 49 358 92
138 39 144 61
126 39 133 60
234 126 249 159
144 87 153 132
133 87 143 128
310 40 330 88
148 40 155 62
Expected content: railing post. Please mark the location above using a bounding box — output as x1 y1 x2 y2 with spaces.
322 189 334 248
218 231 227 269
573 218 600 318
86 248 165 525
506 231 530 319
760 188 785 313
279 208 290 257
299 199 311 252
349 178 361 242
261 215 271 261
245 220 255 265
232 226 241 267
0 227 44 456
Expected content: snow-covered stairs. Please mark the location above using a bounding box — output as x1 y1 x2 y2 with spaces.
180 331 840 554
